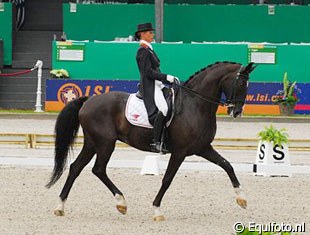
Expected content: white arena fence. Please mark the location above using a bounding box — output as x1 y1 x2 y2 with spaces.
0 133 308 151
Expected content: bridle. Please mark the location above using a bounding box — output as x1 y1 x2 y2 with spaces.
224 67 249 108
175 66 249 108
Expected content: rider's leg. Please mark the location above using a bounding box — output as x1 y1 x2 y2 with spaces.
154 81 168 117
151 81 168 153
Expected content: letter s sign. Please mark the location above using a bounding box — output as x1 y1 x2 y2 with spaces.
273 144 285 161
259 144 265 160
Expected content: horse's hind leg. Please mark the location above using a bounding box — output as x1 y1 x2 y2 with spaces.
54 139 96 216
92 141 127 215
199 145 247 209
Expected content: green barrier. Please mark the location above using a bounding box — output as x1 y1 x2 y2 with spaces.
63 4 155 41
52 41 310 83
165 5 310 43
0 3 12 65
0 40 3 68
163 0 252 4
63 4 310 43
133 0 310 4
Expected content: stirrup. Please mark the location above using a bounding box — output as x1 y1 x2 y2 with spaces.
150 142 168 155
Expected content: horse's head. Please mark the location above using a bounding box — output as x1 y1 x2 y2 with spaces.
182 61 256 118
223 63 256 118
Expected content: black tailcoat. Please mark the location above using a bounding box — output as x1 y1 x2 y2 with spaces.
136 44 168 125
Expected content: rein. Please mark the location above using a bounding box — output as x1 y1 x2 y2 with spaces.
175 66 249 108
175 83 231 107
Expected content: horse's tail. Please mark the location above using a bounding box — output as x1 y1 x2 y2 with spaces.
46 96 88 188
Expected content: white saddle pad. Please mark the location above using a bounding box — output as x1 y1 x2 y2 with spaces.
125 94 153 128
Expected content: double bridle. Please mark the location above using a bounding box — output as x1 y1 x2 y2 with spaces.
225 68 250 107
175 66 248 108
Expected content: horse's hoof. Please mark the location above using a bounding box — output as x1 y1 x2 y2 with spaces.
116 205 127 215
54 209 65 216
153 215 165 221
236 197 247 209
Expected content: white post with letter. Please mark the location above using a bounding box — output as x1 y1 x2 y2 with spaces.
141 155 162 176
254 141 292 177
34 60 44 112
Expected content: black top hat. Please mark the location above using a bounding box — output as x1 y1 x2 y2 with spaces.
135 22 155 40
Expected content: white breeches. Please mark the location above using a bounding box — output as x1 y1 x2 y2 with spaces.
154 80 168 117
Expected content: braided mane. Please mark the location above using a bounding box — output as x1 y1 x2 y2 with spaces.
183 61 240 86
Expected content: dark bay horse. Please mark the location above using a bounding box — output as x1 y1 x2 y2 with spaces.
47 61 256 221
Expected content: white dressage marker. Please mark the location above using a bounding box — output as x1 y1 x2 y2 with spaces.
140 155 162 176
254 141 292 177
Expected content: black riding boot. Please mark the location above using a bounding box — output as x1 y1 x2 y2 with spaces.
150 112 168 154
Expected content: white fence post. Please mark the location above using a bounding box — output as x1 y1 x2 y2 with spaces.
34 60 44 112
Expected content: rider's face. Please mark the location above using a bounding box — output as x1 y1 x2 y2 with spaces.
141 31 154 43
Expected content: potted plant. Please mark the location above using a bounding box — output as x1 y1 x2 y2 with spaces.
273 72 301 116
50 69 70 79
236 227 293 235
257 124 289 147
255 125 292 177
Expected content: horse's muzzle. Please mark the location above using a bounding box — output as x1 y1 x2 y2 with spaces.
228 105 243 118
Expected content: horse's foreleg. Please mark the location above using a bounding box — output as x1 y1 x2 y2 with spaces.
92 143 127 215
199 145 247 209
153 154 185 221
55 142 96 216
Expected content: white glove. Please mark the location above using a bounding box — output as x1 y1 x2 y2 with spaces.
167 75 177 83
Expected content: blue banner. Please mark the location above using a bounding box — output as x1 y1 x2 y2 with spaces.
46 79 309 114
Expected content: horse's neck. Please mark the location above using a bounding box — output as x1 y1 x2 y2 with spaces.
178 79 220 118
186 71 222 101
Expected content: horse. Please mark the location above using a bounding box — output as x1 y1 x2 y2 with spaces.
46 61 256 221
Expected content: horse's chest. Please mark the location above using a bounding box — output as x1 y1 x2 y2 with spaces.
193 120 216 143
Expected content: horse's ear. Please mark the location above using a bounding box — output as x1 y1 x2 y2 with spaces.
245 62 257 74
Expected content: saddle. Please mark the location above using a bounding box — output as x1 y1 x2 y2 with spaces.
125 87 174 129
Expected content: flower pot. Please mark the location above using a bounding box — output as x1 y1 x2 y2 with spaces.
278 103 295 116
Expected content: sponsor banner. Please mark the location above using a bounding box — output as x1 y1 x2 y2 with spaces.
243 82 309 115
56 41 86 61
248 45 277 64
46 79 310 114
46 79 138 111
